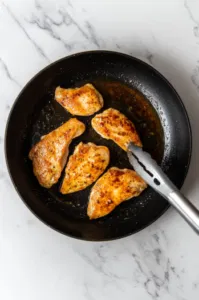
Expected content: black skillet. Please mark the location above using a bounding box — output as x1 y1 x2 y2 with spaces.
5 51 192 241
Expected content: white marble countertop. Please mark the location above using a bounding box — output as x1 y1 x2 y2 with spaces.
1 0 199 299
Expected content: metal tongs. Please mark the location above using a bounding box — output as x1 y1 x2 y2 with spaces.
128 142 199 234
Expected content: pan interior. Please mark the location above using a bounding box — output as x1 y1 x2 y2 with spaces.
29 79 164 221
5 51 191 240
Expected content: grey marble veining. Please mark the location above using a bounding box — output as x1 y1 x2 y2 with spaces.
1 1 199 300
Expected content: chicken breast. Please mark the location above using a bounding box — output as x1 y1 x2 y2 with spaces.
60 142 110 194
55 83 103 116
29 118 85 188
91 108 142 151
87 167 147 219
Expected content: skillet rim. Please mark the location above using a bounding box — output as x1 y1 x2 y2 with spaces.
4 50 192 241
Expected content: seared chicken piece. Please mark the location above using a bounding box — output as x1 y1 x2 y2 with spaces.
60 142 110 194
92 108 142 151
29 118 85 188
87 167 147 219
55 83 103 116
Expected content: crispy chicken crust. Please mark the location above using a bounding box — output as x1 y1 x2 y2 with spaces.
29 118 85 188
60 142 110 194
87 167 147 219
55 83 103 116
92 108 142 151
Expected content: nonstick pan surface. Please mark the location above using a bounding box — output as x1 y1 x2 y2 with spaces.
5 51 192 241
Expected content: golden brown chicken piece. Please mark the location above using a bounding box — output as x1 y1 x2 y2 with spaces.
55 83 103 116
91 108 142 151
87 167 147 219
60 142 110 194
29 118 85 188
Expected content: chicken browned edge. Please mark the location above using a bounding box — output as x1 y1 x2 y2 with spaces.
91 108 142 151
60 142 110 194
29 118 85 188
87 167 147 219
55 83 104 116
